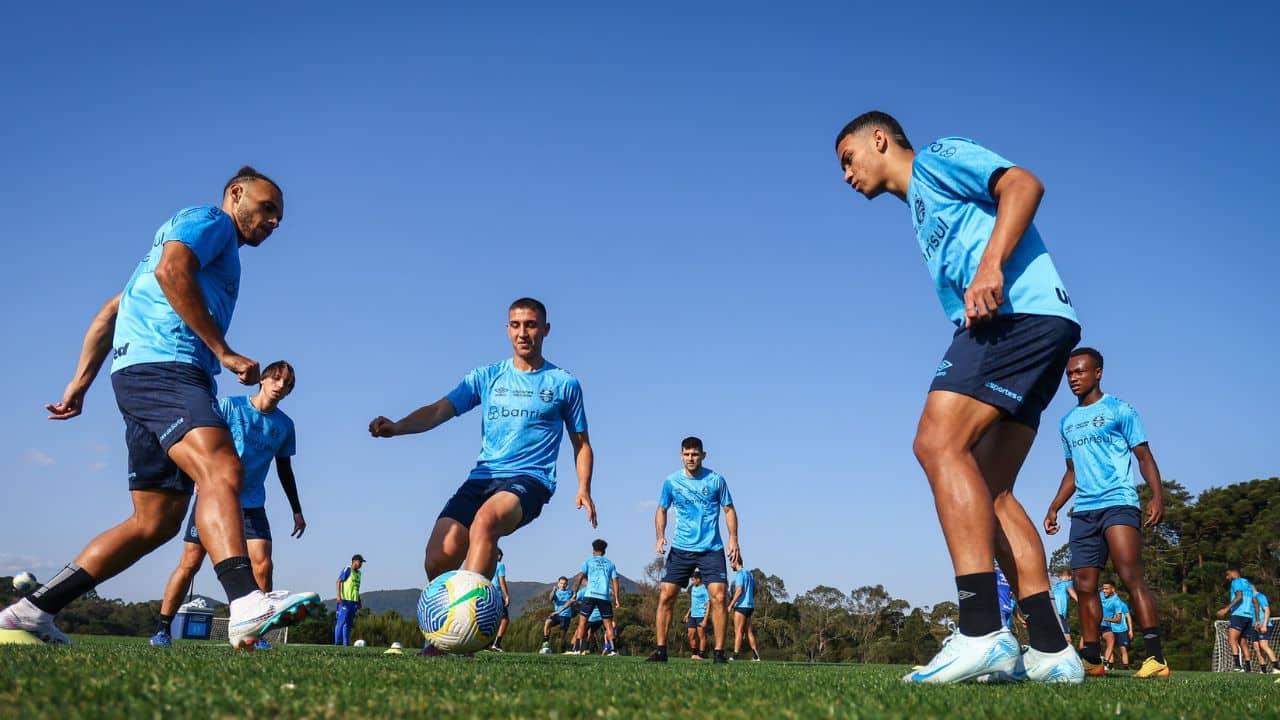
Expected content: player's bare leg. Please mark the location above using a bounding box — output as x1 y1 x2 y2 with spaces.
247 539 273 592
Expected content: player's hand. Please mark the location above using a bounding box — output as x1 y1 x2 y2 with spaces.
1216 608 1227 618
368 416 399 438
46 382 89 421
964 263 1004 328
504 596 510 608
291 513 307 538
655 537 667 555
725 539 741 567
614 598 621 609
576 490 597 528
220 351 260 385
1043 510 1060 535
1144 497 1164 527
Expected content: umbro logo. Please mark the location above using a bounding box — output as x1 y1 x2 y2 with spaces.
936 360 953 377
957 590 976 601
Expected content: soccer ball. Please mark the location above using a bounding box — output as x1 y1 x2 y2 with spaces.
539 646 553 655
353 639 367 648
12 572 37 594
417 570 501 654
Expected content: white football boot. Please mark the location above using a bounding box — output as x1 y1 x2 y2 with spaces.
0 599 71 645
903 628 1020 684
227 589 321 649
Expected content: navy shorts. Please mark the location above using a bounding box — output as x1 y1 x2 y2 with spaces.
929 313 1080 431
438 475 551 530
1244 624 1264 641
1113 631 1130 648
112 362 229 493
734 606 754 619
184 498 272 544
662 548 728 586
1068 505 1140 569
1057 613 1070 634
498 601 509 620
548 613 572 632
578 596 614 620
687 616 706 629
1228 615 1253 634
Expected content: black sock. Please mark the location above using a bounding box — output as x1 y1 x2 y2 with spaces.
157 614 174 635
1141 627 1163 663
655 644 667 656
542 634 549 643
1020 592 1069 653
213 557 258 603
752 648 760 660
493 636 502 648
29 564 96 615
1081 641 1102 664
956 573 1001 637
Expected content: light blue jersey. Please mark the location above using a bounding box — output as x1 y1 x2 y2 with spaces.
908 138 1077 327
1230 577 1256 619
1101 593 1125 629
445 359 588 493
1258 593 1270 621
576 587 602 622
1051 578 1073 618
1109 598 1130 633
1061 395 1148 513
732 568 755 609
112 206 241 379
581 556 617 601
689 584 709 618
218 396 295 509
492 561 506 604
553 587 575 617
996 566 1015 627
659 468 733 552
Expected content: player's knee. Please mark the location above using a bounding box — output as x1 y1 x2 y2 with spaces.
912 429 957 470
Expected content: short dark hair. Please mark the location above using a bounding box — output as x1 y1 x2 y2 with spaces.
558 575 568 582
1227 565 1241 573
509 297 547 321
496 547 504 559
1102 579 1115 587
261 360 295 389
591 538 607 553
681 436 704 452
835 111 912 151
223 165 282 197
1070 347 1104 369
690 570 702 580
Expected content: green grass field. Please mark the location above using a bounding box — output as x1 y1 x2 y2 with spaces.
2 636 1276 719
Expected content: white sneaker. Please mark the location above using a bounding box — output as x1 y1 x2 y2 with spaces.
1021 646 1085 684
227 589 320 649
0 599 71 645
903 628 1020 684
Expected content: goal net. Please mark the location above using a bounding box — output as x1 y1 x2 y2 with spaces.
210 618 288 645
1211 619 1278 671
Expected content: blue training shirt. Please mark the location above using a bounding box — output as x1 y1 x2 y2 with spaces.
445 359 588 494
732 568 755 609
492 561 506 603
1258 593 1270 622
1051 578 1073 617
219 396 295 509
689 584 709 618
576 587 602 622
553 588 575 617
1061 395 1148 513
908 138 1077 327
1230 577 1256 619
659 467 733 552
581 556 617 600
1100 593 1125 628
996 566 1015 627
112 206 241 379
1109 598 1130 633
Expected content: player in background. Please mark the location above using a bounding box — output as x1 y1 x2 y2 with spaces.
569 539 621 656
1096 591 1116 667
335 555 364 646
1251 590 1277 674
490 548 510 651
648 437 738 664
1051 569 1077 644
728 556 760 661
836 112 1082 684
368 298 596 656
1101 582 1132 669
152 361 304 649
995 562 1016 629
566 585 603 654
541 576 575 653
0 167 318 649
1045 347 1168 678
1218 568 1258 672
683 571 709 659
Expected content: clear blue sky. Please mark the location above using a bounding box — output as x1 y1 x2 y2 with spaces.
2 1 1276 610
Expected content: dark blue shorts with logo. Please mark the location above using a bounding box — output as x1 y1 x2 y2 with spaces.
929 313 1081 431
111 362 228 494
578 596 614 620
183 497 272 544
438 475 551 530
1228 614 1254 634
1069 505 1140 569
547 613 572 632
662 548 728 586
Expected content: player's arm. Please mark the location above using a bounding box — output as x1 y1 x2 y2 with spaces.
1067 585 1078 602
729 584 743 609
1132 443 1164 527
275 456 306 538
1218 591 1243 618
47 294 121 420
654 505 669 555
369 397 457 437
154 242 258 384
963 166 1045 327
568 429 596 528
1125 613 1133 638
499 575 510 606
1044 459 1077 535
611 576 621 608
723 504 741 566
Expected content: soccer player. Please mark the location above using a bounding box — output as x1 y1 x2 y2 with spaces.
565 585 601 654
569 539 621 656
647 437 738 664
836 113 1082 684
1051 569 1077 643
728 556 760 661
995 561 1015 629
683 571 709 659
1252 589 1278 674
335 555 364 647
541 576 576 652
1100 583 1132 669
1044 346 1169 678
1217 568 1258 672
151 361 304 649
0 167 318 649
368 297 596 655
490 548 510 651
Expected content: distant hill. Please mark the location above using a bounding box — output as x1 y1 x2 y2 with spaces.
325 575 642 621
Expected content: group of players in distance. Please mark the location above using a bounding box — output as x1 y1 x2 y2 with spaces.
0 109 1202 685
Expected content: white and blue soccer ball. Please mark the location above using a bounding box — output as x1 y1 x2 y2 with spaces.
417 570 501 654
12 572 37 594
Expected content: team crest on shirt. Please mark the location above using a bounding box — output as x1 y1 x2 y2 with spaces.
914 195 927 225
1092 415 1106 428
539 389 554 403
